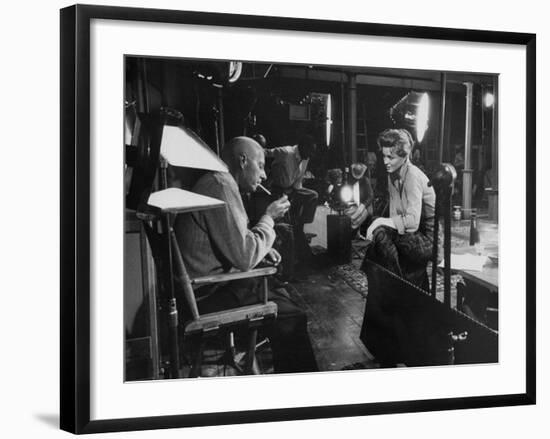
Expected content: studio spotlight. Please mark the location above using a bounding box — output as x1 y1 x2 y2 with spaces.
325 94 332 147
228 61 243 83
193 61 243 86
339 185 353 205
483 92 495 108
390 91 430 143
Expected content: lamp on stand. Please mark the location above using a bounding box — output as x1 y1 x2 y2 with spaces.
127 108 228 378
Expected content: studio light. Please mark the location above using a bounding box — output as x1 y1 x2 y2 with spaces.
325 94 332 147
193 61 243 86
339 185 353 204
125 109 227 210
390 91 430 143
228 61 243 83
327 178 354 264
160 124 228 171
415 92 430 143
483 92 495 108
125 108 228 379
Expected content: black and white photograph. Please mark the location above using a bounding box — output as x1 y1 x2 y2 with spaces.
3 0 549 436
53 2 539 435
123 56 500 380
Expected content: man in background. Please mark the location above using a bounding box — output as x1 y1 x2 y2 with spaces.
266 135 319 263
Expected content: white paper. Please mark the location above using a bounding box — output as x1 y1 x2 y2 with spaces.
439 254 488 272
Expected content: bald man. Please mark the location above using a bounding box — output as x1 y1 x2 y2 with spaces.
174 136 318 374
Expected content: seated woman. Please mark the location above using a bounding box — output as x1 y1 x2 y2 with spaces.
346 128 441 287
345 128 443 366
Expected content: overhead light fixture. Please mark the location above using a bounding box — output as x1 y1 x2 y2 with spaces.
390 91 430 143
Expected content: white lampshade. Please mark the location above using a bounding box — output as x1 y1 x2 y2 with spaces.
160 125 228 172
147 187 225 214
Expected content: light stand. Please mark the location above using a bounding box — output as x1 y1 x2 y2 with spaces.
327 182 356 264
160 158 180 378
428 163 457 306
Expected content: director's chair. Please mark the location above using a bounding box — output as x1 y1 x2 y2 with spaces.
128 108 278 378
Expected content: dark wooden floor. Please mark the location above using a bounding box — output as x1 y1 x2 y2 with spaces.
181 246 376 378
288 264 375 371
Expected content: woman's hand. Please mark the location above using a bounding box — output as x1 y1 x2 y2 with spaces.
264 248 282 266
366 217 396 240
344 203 368 229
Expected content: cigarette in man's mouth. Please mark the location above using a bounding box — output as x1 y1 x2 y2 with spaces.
257 183 272 196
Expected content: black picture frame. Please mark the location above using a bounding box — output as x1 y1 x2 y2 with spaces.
60 4 536 434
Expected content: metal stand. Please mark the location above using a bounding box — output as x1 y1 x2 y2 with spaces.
429 163 457 307
327 214 352 264
159 160 181 379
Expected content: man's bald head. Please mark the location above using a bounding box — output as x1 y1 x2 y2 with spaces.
222 136 262 168
221 136 266 193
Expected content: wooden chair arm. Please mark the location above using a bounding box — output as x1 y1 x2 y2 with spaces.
191 266 277 287
183 302 278 335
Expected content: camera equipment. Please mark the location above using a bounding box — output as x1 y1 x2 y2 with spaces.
326 166 359 214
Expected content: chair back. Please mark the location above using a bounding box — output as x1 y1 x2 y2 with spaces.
141 219 278 335
141 221 200 319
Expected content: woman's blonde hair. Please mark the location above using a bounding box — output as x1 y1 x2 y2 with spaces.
376 128 414 157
